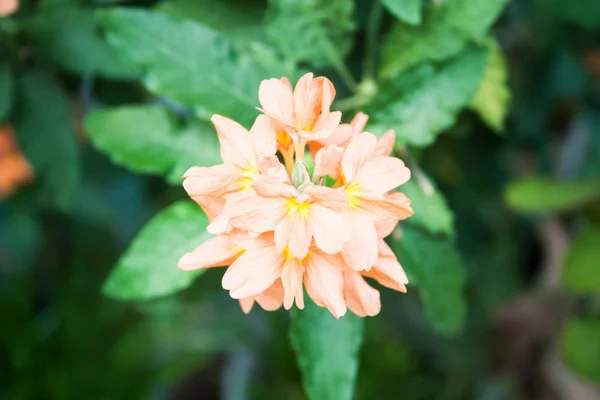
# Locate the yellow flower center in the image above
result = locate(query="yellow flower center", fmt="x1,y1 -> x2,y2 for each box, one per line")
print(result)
282,246 -> 310,263
345,182 -> 363,209
237,165 -> 258,189
285,197 -> 312,219
277,130 -> 293,149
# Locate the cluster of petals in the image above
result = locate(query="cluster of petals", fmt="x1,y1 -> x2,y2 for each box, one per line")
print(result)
179,73 -> 413,318
0,124 -> 34,199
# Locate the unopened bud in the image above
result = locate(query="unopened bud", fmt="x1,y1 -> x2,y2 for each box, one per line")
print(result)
292,161 -> 309,188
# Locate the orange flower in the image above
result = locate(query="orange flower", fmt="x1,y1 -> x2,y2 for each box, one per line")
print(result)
179,73 -> 414,318
0,124 -> 34,199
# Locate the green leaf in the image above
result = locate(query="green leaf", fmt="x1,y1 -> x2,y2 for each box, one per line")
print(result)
99,8 -> 296,127
27,6 -> 136,78
381,0 -> 422,25
536,0 -> 600,29
13,69 -> 80,211
265,0 -> 355,68
85,105 -> 221,184
380,0 -> 508,79
390,225 -> 467,334
156,0 -> 266,45
504,177 -> 600,213
103,200 -> 211,300
0,60 -> 12,122
290,299 -> 364,400
372,47 -> 489,147
469,41 -> 510,132
561,317 -> 600,382
562,226 -> 600,294
400,178 -> 454,236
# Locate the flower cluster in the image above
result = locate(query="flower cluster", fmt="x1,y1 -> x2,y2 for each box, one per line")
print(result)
178,73 -> 413,318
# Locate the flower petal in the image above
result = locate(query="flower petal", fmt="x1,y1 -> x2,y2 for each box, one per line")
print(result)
239,297 -> 255,314
259,77 -> 295,125
250,114 -> 277,157
252,175 -> 298,198
301,185 -> 348,211
356,193 -> 414,221
182,164 -> 240,198
227,191 -> 288,233
304,250 -> 347,318
308,204 -> 348,255
293,73 -> 319,129
257,155 -> 290,183
313,145 -> 344,178
364,244 -> 408,293
341,210 -> 379,271
372,129 -> 396,157
343,271 -> 381,317
281,258 -> 305,310
223,245 -> 283,299
286,214 -> 311,259
342,132 -> 377,183
211,115 -> 256,169
178,235 -> 240,270
255,280 -> 285,311
354,156 -> 411,194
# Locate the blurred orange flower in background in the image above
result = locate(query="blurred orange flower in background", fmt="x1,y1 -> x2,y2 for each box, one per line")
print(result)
0,0 -> 18,16
0,124 -> 34,198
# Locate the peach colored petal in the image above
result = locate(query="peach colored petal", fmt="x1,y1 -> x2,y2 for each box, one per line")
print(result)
372,130 -> 396,157
293,73 -> 318,129
0,0 -> 17,16
374,217 -> 398,239
178,235 -> 240,270
301,185 -> 348,211
356,193 -> 414,221
239,297 -> 255,314
182,164 -> 240,198
249,114 -> 277,157
227,191 -> 288,233
354,156 -> 411,194
308,204 -> 348,255
255,280 -> 285,311
313,145 -> 344,178
319,77 -> 336,112
223,245 -> 283,299
259,78 -> 294,125
281,258 -> 305,310
319,123 -> 353,147
189,195 -> 224,221
350,112 -> 369,134
285,214 -> 311,259
377,239 -> 395,257
252,175 -> 298,198
257,155 -> 290,183
343,271 -> 381,317
274,214 -> 294,254
206,211 -> 231,235
304,250 -> 347,318
342,132 -> 377,183
211,115 -> 256,169
341,210 -> 379,271
312,110 -> 342,137
366,254 -> 408,293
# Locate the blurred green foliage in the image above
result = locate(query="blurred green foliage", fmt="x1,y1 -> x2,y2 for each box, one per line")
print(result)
2,0 -> 600,399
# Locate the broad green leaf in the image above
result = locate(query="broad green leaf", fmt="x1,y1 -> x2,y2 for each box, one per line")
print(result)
85,105 -> 221,184
561,317 -> 600,382
103,200 -> 211,300
390,225 -> 467,334
99,8 -> 296,127
265,0 -> 355,68
504,177 -> 600,213
381,0 -> 422,25
562,226 -> 600,294
380,0 -> 508,79
290,299 -> 364,400
470,42 -> 510,133
536,0 -> 600,29
13,69 -> 80,211
27,6 -> 136,78
156,0 -> 266,45
372,47 -> 489,147
0,60 -> 12,122
400,178 -> 454,237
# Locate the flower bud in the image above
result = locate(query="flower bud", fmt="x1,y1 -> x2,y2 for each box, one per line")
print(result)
292,161 -> 309,188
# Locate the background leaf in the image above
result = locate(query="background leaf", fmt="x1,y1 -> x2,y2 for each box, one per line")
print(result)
562,225 -> 600,294
85,105 -> 221,184
469,41 -> 510,132
504,177 -> 600,213
399,179 -> 454,237
371,47 -> 489,147
561,317 -> 600,382
265,0 -> 355,68
380,0 -> 422,25
27,5 -> 136,78
0,60 -> 12,122
290,299 -> 364,400
390,225 -> 467,334
13,69 -> 80,211
99,8 -> 297,127
536,0 -> 600,29
103,200 -> 211,300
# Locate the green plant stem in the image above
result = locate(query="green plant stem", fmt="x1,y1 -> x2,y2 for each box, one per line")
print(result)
363,0 -> 383,81
320,37 -> 359,92
397,146 -> 435,195
334,95 -> 369,113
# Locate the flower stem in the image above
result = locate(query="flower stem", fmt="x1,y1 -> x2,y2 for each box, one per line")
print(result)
397,146 -> 435,195
363,0 -> 383,82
